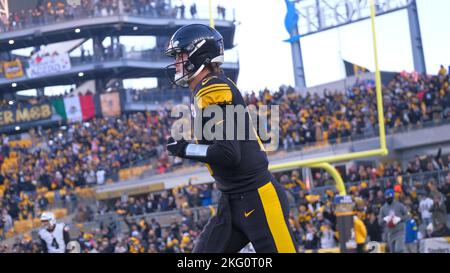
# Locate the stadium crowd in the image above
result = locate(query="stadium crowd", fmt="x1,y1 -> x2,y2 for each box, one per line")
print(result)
19,148 -> 439,253
2,155 -> 449,253
0,66 -> 449,251
256,67 -> 450,150
0,110 -> 174,239
1,208 -> 210,253
0,0 -> 228,32
127,66 -> 450,151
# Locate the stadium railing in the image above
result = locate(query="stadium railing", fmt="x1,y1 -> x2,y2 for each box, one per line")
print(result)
85,169 -> 450,226
300,169 -> 450,197
0,1 -> 236,34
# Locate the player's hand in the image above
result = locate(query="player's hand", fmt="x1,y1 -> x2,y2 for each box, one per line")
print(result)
166,137 -> 189,157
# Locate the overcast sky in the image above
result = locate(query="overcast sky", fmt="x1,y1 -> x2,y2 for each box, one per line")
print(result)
225,0 -> 449,91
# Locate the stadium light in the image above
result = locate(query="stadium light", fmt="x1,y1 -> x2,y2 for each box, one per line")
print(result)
8,39 -> 14,45
133,26 -> 138,31
75,28 -> 81,33
15,126 -> 20,131
11,82 -> 17,87
78,72 -> 84,77
8,100 -> 14,105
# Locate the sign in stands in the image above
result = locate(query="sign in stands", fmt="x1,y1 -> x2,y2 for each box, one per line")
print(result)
420,237 -> 450,253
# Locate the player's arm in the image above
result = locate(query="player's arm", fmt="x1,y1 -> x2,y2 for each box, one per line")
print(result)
167,120 -> 241,167
167,81 -> 241,167
63,225 -> 71,245
39,235 -> 48,253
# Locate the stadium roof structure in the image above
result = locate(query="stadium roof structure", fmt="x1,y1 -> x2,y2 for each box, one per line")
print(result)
0,11 -> 238,94
0,58 -> 239,92
0,16 -> 236,51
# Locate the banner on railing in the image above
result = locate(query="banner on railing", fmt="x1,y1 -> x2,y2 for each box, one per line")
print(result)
100,92 -> 121,117
0,102 -> 53,127
26,52 -> 71,78
3,59 -> 24,79
420,237 -> 450,253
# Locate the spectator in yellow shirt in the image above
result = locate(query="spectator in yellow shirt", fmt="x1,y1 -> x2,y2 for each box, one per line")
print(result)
354,214 -> 367,253
438,65 -> 447,76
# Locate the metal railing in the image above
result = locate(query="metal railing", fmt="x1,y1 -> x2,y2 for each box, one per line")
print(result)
3,169 -> 443,243
85,169 -> 450,231
125,88 -> 189,104
275,117 -> 450,155
97,116 -> 450,184
304,169 -> 450,196
1,48 -> 238,81
0,0 -> 236,34
77,204 -> 216,236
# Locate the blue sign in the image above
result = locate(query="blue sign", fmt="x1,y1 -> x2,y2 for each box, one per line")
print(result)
334,195 -> 353,205
283,0 -> 301,43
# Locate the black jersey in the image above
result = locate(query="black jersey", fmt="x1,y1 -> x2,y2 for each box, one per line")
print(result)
190,73 -> 271,194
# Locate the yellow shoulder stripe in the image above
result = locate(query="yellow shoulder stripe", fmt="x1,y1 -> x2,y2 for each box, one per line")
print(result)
197,83 -> 229,97
226,77 -> 239,90
195,89 -> 233,109
197,87 -> 231,98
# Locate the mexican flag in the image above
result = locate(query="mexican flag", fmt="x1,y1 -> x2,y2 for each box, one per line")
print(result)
52,95 -> 95,122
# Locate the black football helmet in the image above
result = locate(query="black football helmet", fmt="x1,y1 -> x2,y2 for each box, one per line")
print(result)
165,24 -> 224,87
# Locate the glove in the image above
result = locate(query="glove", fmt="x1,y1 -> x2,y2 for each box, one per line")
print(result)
166,137 -> 189,157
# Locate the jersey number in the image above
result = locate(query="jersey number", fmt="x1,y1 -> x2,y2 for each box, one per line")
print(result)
52,238 -> 60,249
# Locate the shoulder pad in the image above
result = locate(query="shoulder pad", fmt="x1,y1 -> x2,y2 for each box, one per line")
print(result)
195,77 -> 233,109
201,75 -> 220,86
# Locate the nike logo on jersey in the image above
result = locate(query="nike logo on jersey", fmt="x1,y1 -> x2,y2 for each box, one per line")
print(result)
244,209 -> 255,218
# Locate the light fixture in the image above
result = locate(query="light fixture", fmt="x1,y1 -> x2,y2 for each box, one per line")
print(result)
75,28 -> 81,33
78,72 -> 84,77
11,83 -> 17,87
8,40 -> 14,45
15,126 -> 20,131
133,26 -> 138,31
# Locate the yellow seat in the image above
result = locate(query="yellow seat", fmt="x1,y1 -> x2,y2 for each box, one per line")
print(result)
119,169 -> 132,180
32,218 -> 41,228
59,188 -> 66,196
9,140 -> 32,148
37,187 -> 49,195
52,208 -> 67,219
44,191 -> 55,204
80,188 -> 94,198
13,220 -> 33,234
5,229 -> 14,239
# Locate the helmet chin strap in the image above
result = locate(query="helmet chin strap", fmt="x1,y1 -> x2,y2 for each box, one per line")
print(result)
187,64 -> 206,81
175,64 -> 206,87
